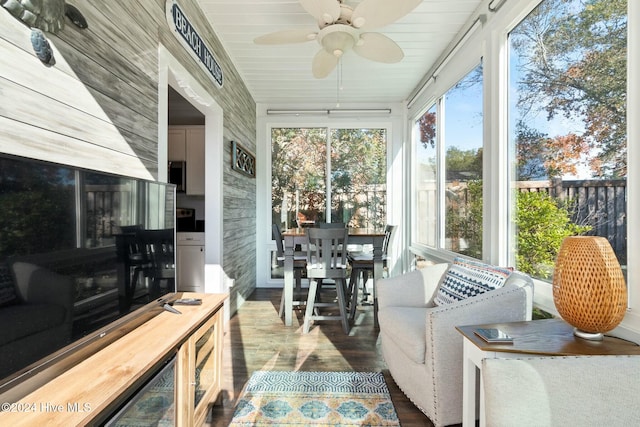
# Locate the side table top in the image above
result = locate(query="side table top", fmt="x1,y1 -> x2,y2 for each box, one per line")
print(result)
456,318 -> 640,356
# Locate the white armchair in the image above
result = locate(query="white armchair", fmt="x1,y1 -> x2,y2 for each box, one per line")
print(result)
377,263 -> 533,427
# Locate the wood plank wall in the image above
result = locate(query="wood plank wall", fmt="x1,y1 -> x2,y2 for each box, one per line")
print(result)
0,0 -> 257,313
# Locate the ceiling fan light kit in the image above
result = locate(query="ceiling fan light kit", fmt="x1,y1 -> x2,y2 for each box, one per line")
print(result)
318,24 -> 358,57
254,0 -> 422,78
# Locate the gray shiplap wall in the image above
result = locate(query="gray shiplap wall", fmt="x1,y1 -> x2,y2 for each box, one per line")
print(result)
0,0 -> 256,313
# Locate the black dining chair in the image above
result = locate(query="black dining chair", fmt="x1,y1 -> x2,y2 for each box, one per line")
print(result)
135,228 -> 176,299
347,224 -> 396,321
303,227 -> 350,334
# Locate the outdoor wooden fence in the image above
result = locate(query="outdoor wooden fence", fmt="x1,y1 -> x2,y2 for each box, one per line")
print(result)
517,179 -> 627,264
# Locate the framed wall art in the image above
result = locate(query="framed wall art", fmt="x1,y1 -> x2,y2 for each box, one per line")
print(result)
231,141 -> 255,178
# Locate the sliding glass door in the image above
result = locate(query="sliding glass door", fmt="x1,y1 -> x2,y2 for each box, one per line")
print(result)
271,127 -> 387,230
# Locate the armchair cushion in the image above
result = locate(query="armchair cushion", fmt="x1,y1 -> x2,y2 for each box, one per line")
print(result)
433,257 -> 513,306
378,307 -> 428,364
11,262 -> 74,308
377,264 -> 449,309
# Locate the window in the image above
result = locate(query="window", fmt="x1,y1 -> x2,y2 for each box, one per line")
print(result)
331,128 -> 387,229
270,126 -> 387,279
412,64 -> 484,259
443,65 -> 484,258
271,127 -> 387,230
509,0 -> 627,280
271,128 -> 327,229
414,105 -> 437,247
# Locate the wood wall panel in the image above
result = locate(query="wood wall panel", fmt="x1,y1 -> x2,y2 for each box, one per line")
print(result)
0,77 -> 156,160
0,0 -> 258,314
0,117 -> 156,177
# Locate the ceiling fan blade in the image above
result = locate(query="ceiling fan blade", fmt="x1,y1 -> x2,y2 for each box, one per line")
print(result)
254,29 -> 318,44
312,49 -> 339,78
299,0 -> 341,25
353,32 -> 404,63
351,0 -> 422,30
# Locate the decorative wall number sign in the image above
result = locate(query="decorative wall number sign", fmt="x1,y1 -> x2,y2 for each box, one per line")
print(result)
232,141 -> 255,178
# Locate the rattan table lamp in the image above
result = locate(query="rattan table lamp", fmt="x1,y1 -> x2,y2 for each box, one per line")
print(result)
552,236 -> 627,340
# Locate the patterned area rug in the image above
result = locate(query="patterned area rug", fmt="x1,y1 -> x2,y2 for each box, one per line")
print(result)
229,371 -> 400,426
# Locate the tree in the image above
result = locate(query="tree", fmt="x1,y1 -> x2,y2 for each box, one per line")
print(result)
418,110 -> 436,149
516,120 -> 590,179
444,147 -> 483,257
446,147 -> 482,180
515,190 -> 591,279
271,128 -> 327,226
0,159 -> 75,257
271,127 -> 387,228
510,0 -> 627,178
331,128 -> 387,228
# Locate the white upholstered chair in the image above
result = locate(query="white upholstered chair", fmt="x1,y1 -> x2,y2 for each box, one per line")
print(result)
377,261 -> 533,427
482,355 -> 640,427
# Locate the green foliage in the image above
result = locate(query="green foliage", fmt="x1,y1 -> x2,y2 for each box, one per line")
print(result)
461,180 -> 483,258
441,178 -> 592,274
532,306 -> 555,320
443,145 -> 484,258
446,147 -> 483,179
0,189 -> 75,257
515,191 -> 591,279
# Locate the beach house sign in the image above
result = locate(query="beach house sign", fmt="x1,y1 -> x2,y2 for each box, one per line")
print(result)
166,0 -> 223,88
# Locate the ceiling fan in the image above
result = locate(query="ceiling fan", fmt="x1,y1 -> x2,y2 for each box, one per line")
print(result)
254,0 -> 423,78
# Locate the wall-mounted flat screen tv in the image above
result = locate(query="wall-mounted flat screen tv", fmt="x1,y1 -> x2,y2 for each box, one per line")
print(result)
0,154 -> 177,400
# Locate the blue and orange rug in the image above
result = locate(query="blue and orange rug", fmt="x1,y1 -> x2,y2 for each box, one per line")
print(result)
229,371 -> 400,426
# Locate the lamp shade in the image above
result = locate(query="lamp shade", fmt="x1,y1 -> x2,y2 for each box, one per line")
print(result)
552,236 -> 627,340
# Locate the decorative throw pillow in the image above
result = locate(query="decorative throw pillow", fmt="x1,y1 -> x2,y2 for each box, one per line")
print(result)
0,263 -> 18,306
433,257 -> 512,306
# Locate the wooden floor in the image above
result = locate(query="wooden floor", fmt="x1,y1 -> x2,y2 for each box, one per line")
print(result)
206,288 -> 435,426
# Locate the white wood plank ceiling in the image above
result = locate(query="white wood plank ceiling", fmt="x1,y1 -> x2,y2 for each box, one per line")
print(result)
196,0 -> 484,105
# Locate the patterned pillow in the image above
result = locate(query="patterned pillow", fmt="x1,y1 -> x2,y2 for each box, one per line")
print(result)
433,257 -> 512,306
0,263 -> 18,306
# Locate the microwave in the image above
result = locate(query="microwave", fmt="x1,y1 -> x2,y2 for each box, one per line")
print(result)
168,161 -> 186,192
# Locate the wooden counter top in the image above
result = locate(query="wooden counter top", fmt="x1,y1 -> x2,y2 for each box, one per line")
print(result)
0,292 -> 227,426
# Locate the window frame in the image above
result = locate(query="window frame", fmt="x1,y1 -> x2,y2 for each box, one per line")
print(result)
256,111 -> 403,289
407,0 -> 640,340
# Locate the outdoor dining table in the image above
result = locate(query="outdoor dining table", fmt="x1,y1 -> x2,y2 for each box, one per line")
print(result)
281,227 -> 387,328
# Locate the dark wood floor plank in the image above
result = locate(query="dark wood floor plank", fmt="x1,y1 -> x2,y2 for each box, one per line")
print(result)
206,288 -> 434,426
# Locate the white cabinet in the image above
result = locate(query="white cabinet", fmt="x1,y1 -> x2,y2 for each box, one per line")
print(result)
168,126 -> 205,195
168,128 -> 187,161
177,232 -> 205,292
185,127 -> 205,195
